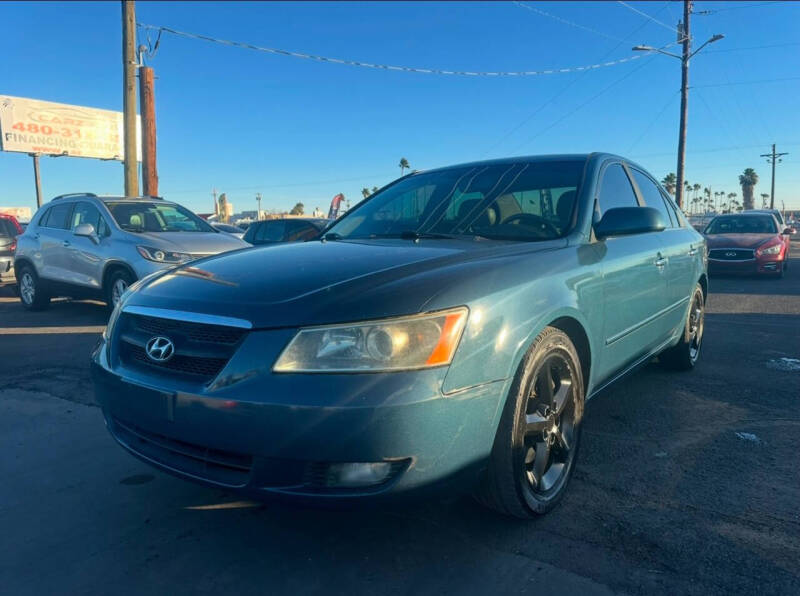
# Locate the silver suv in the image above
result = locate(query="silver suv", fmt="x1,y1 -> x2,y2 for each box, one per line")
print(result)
15,193 -> 248,310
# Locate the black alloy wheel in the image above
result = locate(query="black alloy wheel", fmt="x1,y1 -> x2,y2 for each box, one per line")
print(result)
478,327 -> 584,518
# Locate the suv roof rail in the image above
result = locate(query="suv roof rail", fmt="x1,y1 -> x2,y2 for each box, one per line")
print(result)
52,192 -> 98,201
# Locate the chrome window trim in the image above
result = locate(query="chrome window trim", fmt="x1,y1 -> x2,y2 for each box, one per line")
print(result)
122,305 -> 253,329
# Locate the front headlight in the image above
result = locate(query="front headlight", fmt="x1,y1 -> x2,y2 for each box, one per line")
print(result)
757,243 -> 782,256
273,308 -> 468,373
137,245 -> 193,264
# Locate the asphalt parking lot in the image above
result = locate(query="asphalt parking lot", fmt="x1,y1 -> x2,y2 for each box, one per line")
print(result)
1,246 -> 799,596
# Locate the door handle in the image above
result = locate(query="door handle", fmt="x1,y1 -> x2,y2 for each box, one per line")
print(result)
62,240 -> 71,247
688,247 -> 698,256
655,255 -> 667,268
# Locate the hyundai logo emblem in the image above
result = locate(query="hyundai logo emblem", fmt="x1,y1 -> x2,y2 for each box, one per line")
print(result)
725,251 -> 738,257
145,336 -> 175,362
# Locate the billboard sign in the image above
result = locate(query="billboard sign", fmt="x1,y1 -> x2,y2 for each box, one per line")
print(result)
0,95 -> 140,161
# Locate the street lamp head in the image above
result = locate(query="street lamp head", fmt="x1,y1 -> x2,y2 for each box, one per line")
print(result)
709,34 -> 724,43
632,45 -> 654,52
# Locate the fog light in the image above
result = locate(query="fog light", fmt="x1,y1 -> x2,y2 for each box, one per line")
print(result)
327,462 -> 393,487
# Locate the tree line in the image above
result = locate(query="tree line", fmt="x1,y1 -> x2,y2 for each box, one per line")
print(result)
660,168 -> 761,215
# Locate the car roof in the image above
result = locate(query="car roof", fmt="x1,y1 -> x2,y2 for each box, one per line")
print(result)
419,153 -> 596,175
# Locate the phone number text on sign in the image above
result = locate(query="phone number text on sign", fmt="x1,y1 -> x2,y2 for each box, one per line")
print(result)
0,95 -> 139,161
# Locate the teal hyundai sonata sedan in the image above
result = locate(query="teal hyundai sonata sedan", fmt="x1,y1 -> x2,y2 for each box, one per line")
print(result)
92,154 -> 707,518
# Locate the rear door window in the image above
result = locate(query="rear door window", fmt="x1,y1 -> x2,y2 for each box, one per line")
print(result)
630,169 -> 674,228
285,221 -> 320,242
596,164 -> 639,218
255,221 -> 285,243
41,202 -> 73,229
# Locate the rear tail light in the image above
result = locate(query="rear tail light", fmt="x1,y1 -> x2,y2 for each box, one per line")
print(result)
9,240 -> 16,253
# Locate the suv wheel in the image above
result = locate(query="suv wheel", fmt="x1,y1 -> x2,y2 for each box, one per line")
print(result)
18,265 -> 51,311
661,283 -> 704,370
478,327 -> 584,518
105,269 -> 134,309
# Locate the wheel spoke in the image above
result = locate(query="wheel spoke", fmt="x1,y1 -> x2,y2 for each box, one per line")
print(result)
538,364 -> 554,405
552,378 -> 572,415
531,441 -> 550,489
524,412 -> 548,435
554,425 -> 571,452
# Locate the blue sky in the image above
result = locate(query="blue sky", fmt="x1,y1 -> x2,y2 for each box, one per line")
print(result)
2,1 -> 799,217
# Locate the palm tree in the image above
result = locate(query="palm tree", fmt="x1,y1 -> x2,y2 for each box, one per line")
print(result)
738,168 -> 759,210
720,202 -> 728,214
399,158 -> 410,176
693,183 -> 702,204
371,186 -> 379,194
760,193 -> 769,208
661,173 -> 677,196
361,187 -> 370,199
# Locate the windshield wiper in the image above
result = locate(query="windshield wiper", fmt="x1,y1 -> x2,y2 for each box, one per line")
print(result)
398,230 -> 457,240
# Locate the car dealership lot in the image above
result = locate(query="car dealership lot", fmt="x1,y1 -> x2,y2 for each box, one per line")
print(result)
1,247 -> 799,596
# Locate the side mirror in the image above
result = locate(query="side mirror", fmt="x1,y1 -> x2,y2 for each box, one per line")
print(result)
594,207 -> 666,239
74,223 -> 99,243
783,227 -> 796,235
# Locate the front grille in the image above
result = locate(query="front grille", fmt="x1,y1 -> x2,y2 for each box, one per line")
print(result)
113,418 -> 252,486
126,344 -> 229,378
708,248 -> 755,261
116,313 -> 247,383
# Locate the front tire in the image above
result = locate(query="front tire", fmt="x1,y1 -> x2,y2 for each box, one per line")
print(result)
661,283 -> 704,370
104,269 -> 134,310
18,265 -> 51,311
478,327 -> 584,518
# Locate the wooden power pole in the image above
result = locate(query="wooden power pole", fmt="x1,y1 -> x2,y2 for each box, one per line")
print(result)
760,144 -> 789,210
122,0 -> 139,197
139,64 -> 158,196
30,153 -> 43,208
675,0 -> 691,210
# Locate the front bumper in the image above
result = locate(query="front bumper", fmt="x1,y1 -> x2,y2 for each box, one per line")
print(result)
91,335 -> 506,502
708,257 -> 783,275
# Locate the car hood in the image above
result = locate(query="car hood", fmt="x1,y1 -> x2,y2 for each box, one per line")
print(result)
133,231 -> 249,254
705,233 -> 777,249
126,238 -> 565,328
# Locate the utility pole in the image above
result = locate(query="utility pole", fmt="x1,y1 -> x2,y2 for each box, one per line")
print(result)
760,144 -> 789,209
138,53 -> 158,196
213,187 -> 218,216
633,1 -> 723,211
256,193 -> 262,220
675,0 -> 691,210
122,0 -> 138,196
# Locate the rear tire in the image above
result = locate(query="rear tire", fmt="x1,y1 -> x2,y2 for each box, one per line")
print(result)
477,327 -> 584,518
18,265 -> 51,311
661,283 -> 704,371
104,268 -> 134,310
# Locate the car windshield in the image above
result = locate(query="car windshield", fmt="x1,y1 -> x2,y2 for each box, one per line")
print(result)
705,215 -> 777,235
106,202 -> 214,233
326,160 -> 585,242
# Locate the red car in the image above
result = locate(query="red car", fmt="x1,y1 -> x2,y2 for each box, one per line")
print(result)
0,213 -> 24,282
704,212 -> 792,277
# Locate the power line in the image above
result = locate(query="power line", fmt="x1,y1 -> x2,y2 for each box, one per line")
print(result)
626,90 -> 680,153
137,22 -> 659,77
512,2 -> 629,44
616,1 -> 682,36
509,55 -> 658,154
705,41 -> 800,53
694,76 -> 800,88
481,2 -> 675,157
694,1 -> 782,14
